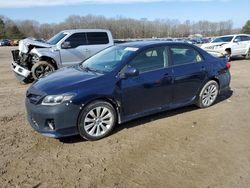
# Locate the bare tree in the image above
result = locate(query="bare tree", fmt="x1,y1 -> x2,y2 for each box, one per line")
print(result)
2,15 -> 238,40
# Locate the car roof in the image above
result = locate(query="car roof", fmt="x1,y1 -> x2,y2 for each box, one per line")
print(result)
216,34 -> 250,38
117,40 -> 193,48
61,29 -> 111,34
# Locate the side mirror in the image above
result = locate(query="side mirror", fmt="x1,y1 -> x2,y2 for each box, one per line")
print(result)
120,67 -> 139,79
234,38 -> 240,43
61,41 -> 71,49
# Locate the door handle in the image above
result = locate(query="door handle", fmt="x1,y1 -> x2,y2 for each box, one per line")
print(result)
200,66 -> 206,71
164,73 -> 170,77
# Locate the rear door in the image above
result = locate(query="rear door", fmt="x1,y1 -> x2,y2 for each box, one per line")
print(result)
120,46 -> 173,117
170,45 -> 207,104
85,32 -> 111,59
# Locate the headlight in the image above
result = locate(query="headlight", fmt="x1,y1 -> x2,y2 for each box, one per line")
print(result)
41,94 -> 75,106
213,45 -> 223,50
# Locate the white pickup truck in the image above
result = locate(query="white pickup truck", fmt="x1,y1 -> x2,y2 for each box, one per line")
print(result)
201,34 -> 250,59
11,29 -> 114,83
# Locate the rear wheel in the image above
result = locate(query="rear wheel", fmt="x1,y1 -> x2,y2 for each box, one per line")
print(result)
78,100 -> 117,141
197,80 -> 219,108
31,61 -> 55,80
245,48 -> 250,59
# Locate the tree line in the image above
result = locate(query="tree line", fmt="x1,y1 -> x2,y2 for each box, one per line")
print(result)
0,15 -> 249,40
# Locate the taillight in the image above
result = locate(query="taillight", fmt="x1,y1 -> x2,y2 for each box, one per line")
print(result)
226,63 -> 231,69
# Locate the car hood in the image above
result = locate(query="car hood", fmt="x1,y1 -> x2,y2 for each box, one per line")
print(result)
19,38 -> 53,53
32,66 -> 102,94
201,42 -> 228,49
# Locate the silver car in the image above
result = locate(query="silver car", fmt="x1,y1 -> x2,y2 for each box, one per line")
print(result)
11,29 -> 114,83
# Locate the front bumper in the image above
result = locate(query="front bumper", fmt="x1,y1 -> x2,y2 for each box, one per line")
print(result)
25,98 -> 81,138
11,61 -> 31,81
205,49 -> 226,58
11,49 -> 33,83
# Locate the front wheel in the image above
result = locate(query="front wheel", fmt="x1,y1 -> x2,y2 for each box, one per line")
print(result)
197,80 -> 219,108
78,100 -> 117,141
245,48 -> 250,59
31,61 -> 55,80
225,49 -> 231,61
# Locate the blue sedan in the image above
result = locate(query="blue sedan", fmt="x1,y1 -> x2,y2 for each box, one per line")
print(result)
25,41 -> 231,140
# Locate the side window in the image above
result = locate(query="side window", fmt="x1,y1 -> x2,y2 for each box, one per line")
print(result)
234,36 -> 241,42
241,36 -> 250,41
129,47 -> 168,73
246,36 -> 250,41
65,33 -> 87,48
87,32 -> 109,45
170,46 -> 203,66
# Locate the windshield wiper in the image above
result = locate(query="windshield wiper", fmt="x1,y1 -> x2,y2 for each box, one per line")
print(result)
81,66 -> 99,74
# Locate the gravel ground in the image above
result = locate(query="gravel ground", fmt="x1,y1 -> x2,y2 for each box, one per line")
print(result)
0,46 -> 250,188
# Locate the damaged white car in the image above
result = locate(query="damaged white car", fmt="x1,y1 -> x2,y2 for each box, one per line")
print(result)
11,29 -> 114,83
201,34 -> 250,60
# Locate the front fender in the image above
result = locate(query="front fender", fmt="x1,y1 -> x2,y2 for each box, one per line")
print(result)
30,48 -> 61,67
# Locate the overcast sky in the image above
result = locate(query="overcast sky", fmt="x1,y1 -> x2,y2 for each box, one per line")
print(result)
0,0 -> 249,28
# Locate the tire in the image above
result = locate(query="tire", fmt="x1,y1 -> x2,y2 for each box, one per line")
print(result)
78,100 -> 117,141
31,61 -> 55,80
197,80 -> 219,108
225,49 -> 231,61
245,48 -> 250,59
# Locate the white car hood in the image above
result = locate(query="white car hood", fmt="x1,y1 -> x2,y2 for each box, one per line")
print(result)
19,38 -> 53,53
201,42 -> 228,49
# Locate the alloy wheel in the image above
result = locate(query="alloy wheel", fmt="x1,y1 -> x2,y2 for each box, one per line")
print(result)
201,83 -> 218,107
35,65 -> 54,78
83,106 -> 114,137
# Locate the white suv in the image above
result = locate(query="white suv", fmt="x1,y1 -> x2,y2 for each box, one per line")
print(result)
201,34 -> 250,59
11,29 -> 114,83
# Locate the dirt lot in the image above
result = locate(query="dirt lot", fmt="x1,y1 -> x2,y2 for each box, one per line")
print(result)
0,46 -> 250,188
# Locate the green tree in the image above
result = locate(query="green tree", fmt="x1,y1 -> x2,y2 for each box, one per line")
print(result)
0,18 -> 5,38
242,20 -> 250,34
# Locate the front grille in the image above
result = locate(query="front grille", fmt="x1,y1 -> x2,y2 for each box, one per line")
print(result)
11,50 -> 20,62
205,46 -> 214,49
26,87 -> 46,105
26,91 -> 43,104
29,94 -> 42,104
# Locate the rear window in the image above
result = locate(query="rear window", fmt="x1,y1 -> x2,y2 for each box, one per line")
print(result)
170,46 -> 203,66
87,32 -> 109,45
241,35 -> 250,41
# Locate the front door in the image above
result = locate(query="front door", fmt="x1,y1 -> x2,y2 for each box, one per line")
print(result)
60,32 -> 88,66
231,36 -> 248,55
120,46 -> 173,117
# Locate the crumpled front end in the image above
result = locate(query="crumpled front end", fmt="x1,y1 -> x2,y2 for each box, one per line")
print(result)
201,42 -> 229,56
11,38 -> 53,83
11,49 -> 33,83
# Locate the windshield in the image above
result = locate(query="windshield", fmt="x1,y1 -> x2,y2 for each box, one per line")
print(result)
81,46 -> 136,74
47,32 -> 67,45
212,36 -> 233,43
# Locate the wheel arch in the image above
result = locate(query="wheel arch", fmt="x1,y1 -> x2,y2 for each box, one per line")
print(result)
210,77 -> 220,88
196,77 -> 220,101
225,48 -> 231,54
196,78 -> 220,108
39,56 -> 58,69
77,97 -> 122,126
